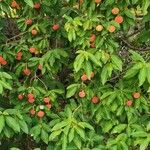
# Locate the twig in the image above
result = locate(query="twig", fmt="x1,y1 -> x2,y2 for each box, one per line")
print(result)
72,103 -> 82,116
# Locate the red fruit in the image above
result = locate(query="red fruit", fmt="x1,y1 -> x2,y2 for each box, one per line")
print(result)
132,92 -> 141,99
126,100 -> 133,107
43,97 -> 50,103
29,47 -> 36,53
115,16 -> 123,24
11,0 -> 18,8
38,64 -> 42,70
52,24 -> 60,31
46,103 -> 52,109
31,29 -> 38,35
37,111 -> 45,118
91,96 -> 99,104
30,109 -> 36,115
28,98 -> 35,103
79,90 -> 86,98
27,93 -> 34,99
90,34 -> 96,43
95,0 -> 102,4
90,42 -> 95,48
17,51 -> 23,57
108,25 -> 116,33
81,74 -> 88,81
112,7 -> 120,15
16,56 -> 22,60
0,56 -> 4,63
23,68 -> 31,76
33,3 -> 41,9
18,94 -> 24,100
1,60 -> 7,65
25,19 -> 33,25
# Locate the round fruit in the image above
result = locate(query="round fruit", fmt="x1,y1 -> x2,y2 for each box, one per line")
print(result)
31,29 -> 38,35
79,90 -> 86,98
0,56 -> 4,63
95,0 -> 102,4
52,24 -> 60,31
29,47 -> 36,53
112,7 -> 120,15
46,104 -> 52,109
18,94 -> 24,100
133,92 -> 141,99
23,68 -> 31,76
30,109 -> 36,115
37,111 -> 45,118
11,0 -> 18,8
38,64 -> 42,70
17,52 -> 23,57
27,93 -> 34,99
96,25 -> 103,32
91,96 -> 99,104
25,19 -> 33,25
90,34 -> 96,43
126,100 -> 133,106
90,42 -> 95,48
43,97 -> 50,103
90,72 -> 95,78
115,16 -> 123,24
33,3 -> 41,9
28,98 -> 35,103
1,60 -> 7,65
81,74 -> 88,81
108,25 -> 116,33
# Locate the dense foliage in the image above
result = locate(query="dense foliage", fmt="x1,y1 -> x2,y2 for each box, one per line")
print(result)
0,0 -> 150,149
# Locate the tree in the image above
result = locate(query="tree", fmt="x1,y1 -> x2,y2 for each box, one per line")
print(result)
0,0 -> 150,149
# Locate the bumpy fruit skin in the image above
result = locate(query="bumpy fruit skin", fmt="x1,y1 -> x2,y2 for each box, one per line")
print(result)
29,47 -> 36,53
37,111 -> 45,118
18,94 -> 24,100
95,0 -> 102,4
91,96 -> 99,104
23,68 -> 31,76
52,24 -> 60,31
33,3 -> 41,9
16,52 -> 23,60
28,93 -> 34,99
115,16 -> 123,24
0,56 -> 7,65
11,1 -> 19,9
108,25 -> 116,33
25,19 -> 33,25
31,29 -> 38,35
90,34 -> 96,43
28,98 -> 35,103
96,25 -> 103,32
30,109 -> 36,115
79,90 -> 86,98
81,74 -> 88,81
126,100 -> 133,106
43,97 -> 50,103
112,7 -> 120,15
133,92 -> 141,99
38,64 -> 42,70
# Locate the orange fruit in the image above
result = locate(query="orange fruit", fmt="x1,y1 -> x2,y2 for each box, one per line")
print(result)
126,100 -> 133,106
112,7 -> 120,15
95,0 -> 102,4
31,29 -> 38,35
1,60 -> 7,65
52,24 -> 60,31
33,3 -> 41,9
108,25 -> 116,33
132,92 -> 141,99
28,98 -> 35,103
81,74 -> 88,81
90,34 -> 96,43
30,109 -> 36,115
43,97 -> 50,103
18,94 -> 24,100
38,64 -> 42,70
37,111 -> 45,118
23,68 -> 31,76
29,47 -> 36,53
79,90 -> 86,98
115,16 -> 123,24
25,19 -> 33,25
46,104 -> 52,109
91,96 -> 99,104
96,25 -> 103,32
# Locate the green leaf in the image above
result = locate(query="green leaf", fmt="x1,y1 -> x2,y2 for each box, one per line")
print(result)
75,126 -> 85,139
130,50 -> 145,62
138,67 -> 147,86
140,140 -> 149,150
0,80 -> 12,90
101,66 -> 109,85
85,61 -> 92,79
74,54 -> 84,72
0,84 -> 3,94
78,122 -> 94,130
24,0 -> 34,8
111,124 -> 127,134
1,72 -> 12,79
51,121 -> 68,131
41,129 -> 49,144
66,84 -> 79,98
73,136 -> 81,149
49,130 -> 62,140
19,120 -> 28,134
68,128 -> 75,143
146,122 -> 150,131
132,131 -> 148,137
142,0 -> 150,15
0,115 -> 5,133
5,116 -> 20,132
111,55 -> 122,71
